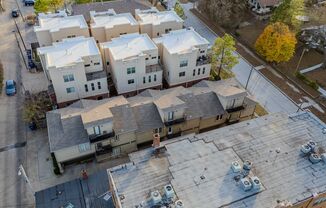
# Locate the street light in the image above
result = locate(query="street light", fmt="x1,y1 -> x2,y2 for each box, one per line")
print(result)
18,164 -> 35,196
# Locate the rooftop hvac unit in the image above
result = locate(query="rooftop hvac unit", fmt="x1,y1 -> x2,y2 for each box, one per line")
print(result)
307,141 -> 317,152
309,153 -> 322,164
150,190 -> 162,205
175,200 -> 184,208
321,153 -> 326,163
231,161 -> 242,173
301,144 -> 311,154
164,184 -> 175,200
243,160 -> 252,171
240,177 -> 252,191
250,176 -> 261,190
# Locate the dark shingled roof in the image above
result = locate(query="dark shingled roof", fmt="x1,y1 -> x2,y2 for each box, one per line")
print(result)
72,0 -> 151,22
35,170 -> 114,208
110,104 -> 138,134
131,103 -> 164,133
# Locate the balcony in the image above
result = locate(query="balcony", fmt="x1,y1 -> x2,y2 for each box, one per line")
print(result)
164,117 -> 185,126
86,71 -> 107,81
146,63 -> 163,74
196,55 -> 209,66
95,143 -> 113,156
226,105 -> 245,113
89,131 -> 115,143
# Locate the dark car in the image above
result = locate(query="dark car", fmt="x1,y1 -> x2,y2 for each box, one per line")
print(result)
11,9 -> 19,18
24,0 -> 34,6
5,80 -> 17,96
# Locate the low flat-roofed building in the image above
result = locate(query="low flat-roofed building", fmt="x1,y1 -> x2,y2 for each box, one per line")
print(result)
46,78 -> 255,172
135,7 -> 183,38
108,111 -> 326,208
90,10 -> 139,43
38,37 -> 108,107
101,33 -> 163,96
34,12 -> 89,47
154,27 -> 211,88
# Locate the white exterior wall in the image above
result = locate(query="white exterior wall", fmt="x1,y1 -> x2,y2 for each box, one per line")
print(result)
91,24 -> 139,43
36,27 -> 90,47
161,47 -> 210,86
48,60 -> 108,104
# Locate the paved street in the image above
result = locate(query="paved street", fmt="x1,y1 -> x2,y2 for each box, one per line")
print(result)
0,0 -> 44,207
181,3 -> 300,114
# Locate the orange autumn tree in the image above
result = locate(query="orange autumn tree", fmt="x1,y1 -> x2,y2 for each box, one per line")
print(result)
255,22 -> 297,63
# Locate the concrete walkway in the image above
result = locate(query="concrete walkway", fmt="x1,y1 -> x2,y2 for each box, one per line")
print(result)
181,3 -> 299,114
300,63 -> 323,74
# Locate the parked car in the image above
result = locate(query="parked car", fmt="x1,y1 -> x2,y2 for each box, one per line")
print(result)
5,80 -> 17,96
24,0 -> 34,6
11,9 -> 19,18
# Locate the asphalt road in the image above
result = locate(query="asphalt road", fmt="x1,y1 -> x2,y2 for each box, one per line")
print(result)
0,0 -> 34,207
181,3 -> 300,114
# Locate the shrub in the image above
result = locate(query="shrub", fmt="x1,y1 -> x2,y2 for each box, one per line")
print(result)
295,72 -> 319,90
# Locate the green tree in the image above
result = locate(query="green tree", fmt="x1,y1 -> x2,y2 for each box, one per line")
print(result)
34,0 -> 64,13
270,0 -> 305,31
174,1 -> 185,19
211,34 -> 239,78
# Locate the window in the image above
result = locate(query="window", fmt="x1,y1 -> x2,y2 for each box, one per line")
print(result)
93,126 -> 101,135
179,72 -> 185,77
200,50 -> 205,54
198,68 -> 201,75
180,60 -> 188,67
154,74 -> 157,82
66,87 -> 75,94
107,61 -> 110,65
148,75 -> 151,83
127,67 -> 136,74
143,77 -> 146,84
168,111 -> 174,121
63,74 -> 74,82
165,29 -> 169,33
158,56 -> 160,60
193,69 -> 196,76
67,35 -> 76,38
216,115 -> 223,120
94,62 -> 100,66
152,56 -> 156,59
128,79 -> 134,84
115,134 -> 119,141
84,64 -> 90,67
97,82 -> 101,90
154,127 -> 162,133
91,83 -> 95,91
157,32 -> 160,36
145,57 -> 149,60
78,143 -> 91,153
84,84 -> 88,92
203,67 -> 205,74
168,127 -> 173,135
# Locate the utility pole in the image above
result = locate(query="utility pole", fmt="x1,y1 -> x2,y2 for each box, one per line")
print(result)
18,164 -> 35,196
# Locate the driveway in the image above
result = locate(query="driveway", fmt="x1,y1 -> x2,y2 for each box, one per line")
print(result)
181,3 -> 300,114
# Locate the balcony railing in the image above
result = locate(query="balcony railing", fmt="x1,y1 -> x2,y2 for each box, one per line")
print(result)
164,117 -> 185,126
226,105 -> 245,113
86,71 -> 107,81
95,144 -> 113,156
89,131 -> 115,143
196,55 -> 209,66
146,63 -> 163,74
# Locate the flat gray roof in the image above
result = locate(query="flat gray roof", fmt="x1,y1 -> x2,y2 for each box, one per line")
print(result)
109,112 -> 326,208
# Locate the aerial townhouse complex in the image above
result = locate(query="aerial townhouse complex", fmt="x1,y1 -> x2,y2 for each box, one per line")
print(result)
89,9 -> 139,43
33,9 -> 211,106
154,28 -> 212,87
34,12 -> 89,47
100,33 -> 163,96
37,37 -> 109,107
46,78 -> 256,172
135,7 -> 184,38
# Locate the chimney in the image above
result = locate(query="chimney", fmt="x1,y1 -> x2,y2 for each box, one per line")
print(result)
152,133 -> 161,149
